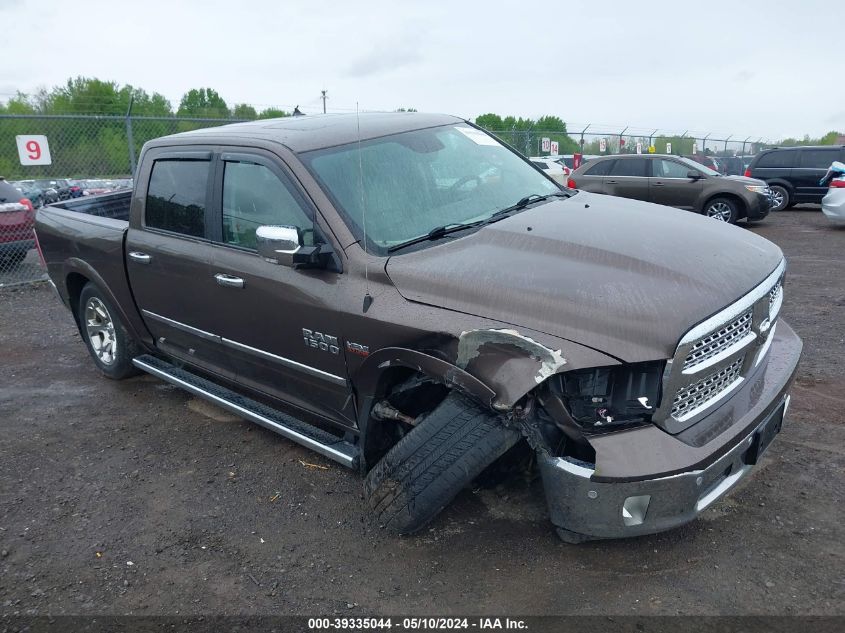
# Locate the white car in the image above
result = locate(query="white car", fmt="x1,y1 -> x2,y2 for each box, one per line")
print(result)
821,178 -> 845,225
528,157 -> 568,185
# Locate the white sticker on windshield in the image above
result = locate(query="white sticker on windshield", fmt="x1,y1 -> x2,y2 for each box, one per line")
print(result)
455,126 -> 501,146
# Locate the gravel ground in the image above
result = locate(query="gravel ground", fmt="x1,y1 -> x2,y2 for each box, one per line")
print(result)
0,208 -> 843,616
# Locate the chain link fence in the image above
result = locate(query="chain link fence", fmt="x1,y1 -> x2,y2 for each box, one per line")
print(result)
0,114 -> 247,287
481,127 -> 767,172
0,113 -> 769,287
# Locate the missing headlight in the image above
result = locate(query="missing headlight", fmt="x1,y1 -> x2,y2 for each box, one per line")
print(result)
551,361 -> 664,433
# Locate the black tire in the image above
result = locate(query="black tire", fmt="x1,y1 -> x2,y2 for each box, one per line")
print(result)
769,185 -> 790,212
78,282 -> 141,380
703,197 -> 739,224
365,391 -> 521,534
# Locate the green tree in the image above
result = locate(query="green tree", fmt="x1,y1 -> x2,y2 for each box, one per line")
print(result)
129,88 -> 172,116
177,88 -> 230,118
232,103 -> 258,119
257,107 -> 291,119
652,135 -> 694,155
0,92 -> 36,114
476,113 -> 578,155
475,113 -> 504,130
774,130 -> 843,147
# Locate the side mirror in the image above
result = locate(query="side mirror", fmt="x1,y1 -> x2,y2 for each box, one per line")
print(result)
256,225 -> 301,266
687,170 -> 703,180
256,225 -> 334,269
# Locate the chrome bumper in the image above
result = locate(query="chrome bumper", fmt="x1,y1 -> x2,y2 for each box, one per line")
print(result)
539,321 -> 801,542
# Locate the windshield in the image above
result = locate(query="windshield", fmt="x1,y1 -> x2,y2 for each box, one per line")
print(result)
676,156 -> 720,176
302,124 -> 561,254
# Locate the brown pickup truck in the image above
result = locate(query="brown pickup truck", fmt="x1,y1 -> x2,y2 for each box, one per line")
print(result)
35,113 -> 802,542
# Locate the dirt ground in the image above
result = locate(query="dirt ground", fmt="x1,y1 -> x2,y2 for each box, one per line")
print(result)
1,208 -> 843,617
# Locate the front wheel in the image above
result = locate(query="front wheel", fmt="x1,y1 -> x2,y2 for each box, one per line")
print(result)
78,283 -> 141,379
703,197 -> 739,224
769,185 -> 790,212
365,391 -> 521,534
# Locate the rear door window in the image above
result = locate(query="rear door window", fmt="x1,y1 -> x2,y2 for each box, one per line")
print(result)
145,160 -> 210,238
608,158 -> 648,177
656,159 -> 692,178
798,149 -> 839,169
756,151 -> 794,168
584,160 -> 614,176
531,160 -> 550,171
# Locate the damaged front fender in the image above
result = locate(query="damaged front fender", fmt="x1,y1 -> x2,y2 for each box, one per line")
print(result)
353,327 -> 618,415
456,328 -> 569,410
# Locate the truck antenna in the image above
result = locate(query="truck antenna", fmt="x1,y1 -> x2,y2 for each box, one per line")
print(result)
356,102 -> 373,313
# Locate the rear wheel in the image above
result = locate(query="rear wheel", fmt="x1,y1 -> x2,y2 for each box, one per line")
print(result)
78,283 -> 141,379
769,185 -> 790,211
703,197 -> 739,223
365,391 -> 521,534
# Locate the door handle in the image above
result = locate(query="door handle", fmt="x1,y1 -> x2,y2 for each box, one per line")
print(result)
214,273 -> 245,289
128,251 -> 151,264
653,182 -> 665,186
606,180 -> 618,184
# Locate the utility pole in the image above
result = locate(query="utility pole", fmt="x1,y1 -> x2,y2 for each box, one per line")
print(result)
125,94 -> 136,177
320,90 -> 328,114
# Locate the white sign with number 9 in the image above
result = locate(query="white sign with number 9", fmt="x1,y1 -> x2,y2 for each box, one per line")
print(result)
16,135 -> 52,166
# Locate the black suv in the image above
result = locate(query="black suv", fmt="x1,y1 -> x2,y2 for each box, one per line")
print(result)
746,145 -> 845,211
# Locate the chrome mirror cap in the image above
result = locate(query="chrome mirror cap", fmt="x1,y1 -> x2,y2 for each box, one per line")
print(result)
256,225 -> 301,265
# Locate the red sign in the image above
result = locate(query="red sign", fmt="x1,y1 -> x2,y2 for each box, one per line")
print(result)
573,153 -> 582,169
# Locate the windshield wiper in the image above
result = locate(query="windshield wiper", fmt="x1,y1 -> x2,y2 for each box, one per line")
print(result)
386,192 -> 570,254
489,191 -> 570,221
387,221 -> 484,253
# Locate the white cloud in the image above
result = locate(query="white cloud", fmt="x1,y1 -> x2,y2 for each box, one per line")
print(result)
0,0 -> 840,138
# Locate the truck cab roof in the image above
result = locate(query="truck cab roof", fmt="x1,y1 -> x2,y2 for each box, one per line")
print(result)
158,112 -> 464,154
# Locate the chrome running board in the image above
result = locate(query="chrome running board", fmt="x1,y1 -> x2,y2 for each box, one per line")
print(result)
132,354 -> 358,468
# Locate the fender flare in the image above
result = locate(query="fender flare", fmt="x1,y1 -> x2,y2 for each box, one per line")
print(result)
698,191 -> 747,217
353,347 -> 496,409
761,178 -> 795,194
61,257 -> 152,347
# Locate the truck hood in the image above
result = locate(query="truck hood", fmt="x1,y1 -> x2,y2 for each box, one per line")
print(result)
385,192 -> 784,362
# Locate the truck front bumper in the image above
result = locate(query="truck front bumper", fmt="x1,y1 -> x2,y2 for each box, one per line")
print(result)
538,319 -> 802,541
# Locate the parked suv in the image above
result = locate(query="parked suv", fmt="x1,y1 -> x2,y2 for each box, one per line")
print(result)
745,145 -> 845,211
568,154 -> 771,223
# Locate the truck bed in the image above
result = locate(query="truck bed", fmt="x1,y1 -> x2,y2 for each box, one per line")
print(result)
51,190 -> 132,221
34,190 -> 147,346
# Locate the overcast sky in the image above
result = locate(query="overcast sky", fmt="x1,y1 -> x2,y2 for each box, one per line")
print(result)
1,0 -> 839,141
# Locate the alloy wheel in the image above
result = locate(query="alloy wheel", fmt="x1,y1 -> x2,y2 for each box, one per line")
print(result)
84,297 -> 117,365
706,202 -> 733,222
770,187 -> 786,211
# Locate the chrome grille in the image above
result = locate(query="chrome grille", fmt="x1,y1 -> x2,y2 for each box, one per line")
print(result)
672,356 -> 745,420
683,310 -> 752,370
652,260 -> 786,433
769,280 -> 782,316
